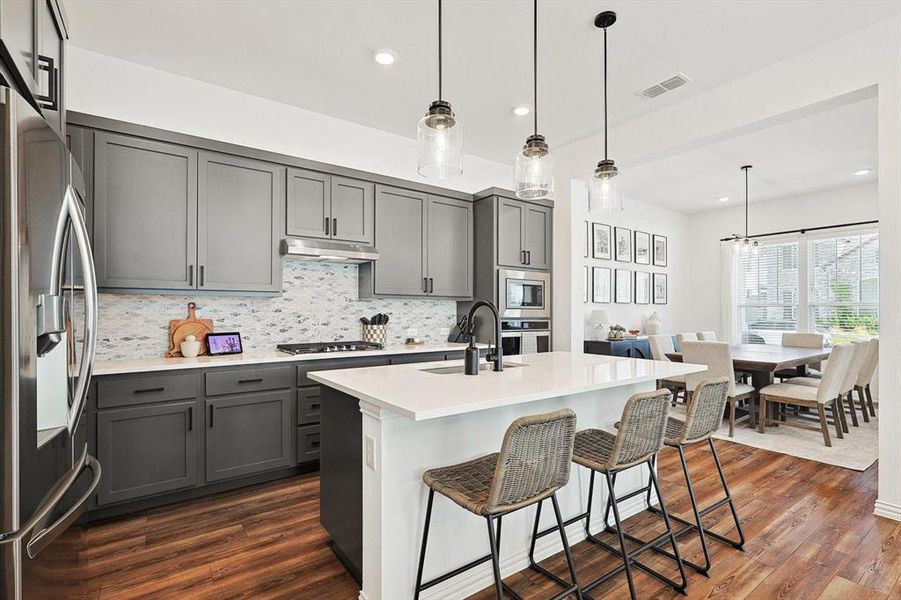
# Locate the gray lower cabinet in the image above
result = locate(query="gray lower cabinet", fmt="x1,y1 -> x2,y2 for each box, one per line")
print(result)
205,391 -> 293,482
286,168 -> 374,244
427,195 -> 473,298
368,185 -> 428,296
93,132 -> 198,290
496,197 -> 551,270
197,152 -> 283,293
96,401 -> 198,505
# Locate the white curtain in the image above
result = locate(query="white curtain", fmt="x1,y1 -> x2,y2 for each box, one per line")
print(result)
720,242 -> 741,344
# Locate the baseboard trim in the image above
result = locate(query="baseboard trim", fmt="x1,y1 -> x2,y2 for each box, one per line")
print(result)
874,499 -> 901,522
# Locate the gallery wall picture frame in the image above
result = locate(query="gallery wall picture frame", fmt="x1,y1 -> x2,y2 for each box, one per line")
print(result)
592,223 -> 612,260
583,266 -> 589,302
584,222 -> 590,258
592,266 -> 612,303
653,234 -> 668,267
653,272 -> 668,304
634,271 -> 650,304
615,227 -> 632,262
615,268 -> 632,304
634,231 -> 651,265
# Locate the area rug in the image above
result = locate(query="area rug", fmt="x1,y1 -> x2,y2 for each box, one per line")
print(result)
670,403 -> 879,471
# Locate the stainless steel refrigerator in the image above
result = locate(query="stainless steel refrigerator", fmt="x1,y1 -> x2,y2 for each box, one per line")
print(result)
0,87 -> 100,598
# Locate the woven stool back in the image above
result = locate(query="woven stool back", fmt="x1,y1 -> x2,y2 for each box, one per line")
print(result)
679,377 -> 730,444
607,389 -> 671,471
486,409 -> 577,514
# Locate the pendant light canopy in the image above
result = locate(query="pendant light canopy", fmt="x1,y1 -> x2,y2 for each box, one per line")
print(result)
588,11 -> 623,214
514,0 -> 554,200
730,165 -> 759,254
417,0 -> 463,179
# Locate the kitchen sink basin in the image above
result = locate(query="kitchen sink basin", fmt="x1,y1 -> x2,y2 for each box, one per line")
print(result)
420,362 -> 524,375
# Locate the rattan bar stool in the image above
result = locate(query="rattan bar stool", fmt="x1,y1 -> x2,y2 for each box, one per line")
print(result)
611,378 -> 745,577
414,409 -> 583,600
528,389 -> 687,600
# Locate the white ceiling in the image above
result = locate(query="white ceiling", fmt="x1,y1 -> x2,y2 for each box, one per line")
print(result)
63,0 -> 899,164
621,96 -> 878,214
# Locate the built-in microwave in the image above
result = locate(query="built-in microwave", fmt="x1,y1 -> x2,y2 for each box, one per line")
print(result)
498,268 -> 550,319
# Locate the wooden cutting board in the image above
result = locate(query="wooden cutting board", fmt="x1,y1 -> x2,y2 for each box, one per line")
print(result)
165,302 -> 213,357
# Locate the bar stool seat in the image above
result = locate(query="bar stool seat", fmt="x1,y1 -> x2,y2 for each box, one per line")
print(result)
571,429 -> 617,470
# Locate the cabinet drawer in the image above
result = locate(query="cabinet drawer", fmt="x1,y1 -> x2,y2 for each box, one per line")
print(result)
97,373 -> 198,409
297,386 -> 321,425
297,357 -> 390,387
205,365 -> 293,397
298,424 -> 321,463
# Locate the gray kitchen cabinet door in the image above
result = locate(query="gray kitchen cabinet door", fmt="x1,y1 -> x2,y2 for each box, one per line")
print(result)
427,195 -> 472,298
372,185 -> 427,296
0,0 -> 38,99
36,0 -> 65,135
96,401 -> 198,505
286,168 -> 330,239
197,152 -> 283,293
497,198 -> 527,268
93,132 -> 198,290
205,391 -> 293,482
330,176 -> 374,244
524,204 -> 552,270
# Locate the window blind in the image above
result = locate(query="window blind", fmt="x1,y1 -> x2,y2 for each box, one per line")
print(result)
736,240 -> 799,344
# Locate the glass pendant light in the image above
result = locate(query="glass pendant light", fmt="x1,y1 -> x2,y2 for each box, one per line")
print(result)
417,0 -> 463,179
588,11 -> 623,214
514,0 -> 554,199
731,165 -> 759,254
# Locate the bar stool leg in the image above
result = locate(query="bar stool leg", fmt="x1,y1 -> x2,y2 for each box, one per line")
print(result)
551,493 -> 585,600
486,516 -> 504,600
677,444 -> 711,575
709,439 -> 745,549
647,466 -> 688,593
604,471 -> 638,600
414,489 -> 435,600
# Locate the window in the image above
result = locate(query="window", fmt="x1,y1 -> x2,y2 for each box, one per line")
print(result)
808,233 -> 879,343
734,229 -> 879,345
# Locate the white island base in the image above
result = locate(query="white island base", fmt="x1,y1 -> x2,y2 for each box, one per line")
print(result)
310,352 -> 704,600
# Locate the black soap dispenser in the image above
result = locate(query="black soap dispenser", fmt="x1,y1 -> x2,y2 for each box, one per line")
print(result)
464,335 -> 480,375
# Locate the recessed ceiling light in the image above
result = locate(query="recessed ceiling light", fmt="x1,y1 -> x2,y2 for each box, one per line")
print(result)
373,50 -> 397,66
512,105 -> 531,117
717,196 -> 730,203
853,168 -> 872,176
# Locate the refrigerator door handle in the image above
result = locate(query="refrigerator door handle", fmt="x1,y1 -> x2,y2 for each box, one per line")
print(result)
26,448 -> 101,559
65,185 -> 98,434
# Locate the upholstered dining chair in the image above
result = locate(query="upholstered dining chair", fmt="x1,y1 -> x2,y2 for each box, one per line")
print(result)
786,340 -> 871,427
649,334 -> 686,405
681,341 -> 756,437
676,332 -> 698,346
776,332 -> 825,380
757,343 -> 856,446
697,331 -> 717,341
855,338 -> 878,418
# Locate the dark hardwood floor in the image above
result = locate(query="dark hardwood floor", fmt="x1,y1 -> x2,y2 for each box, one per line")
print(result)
38,442 -> 899,599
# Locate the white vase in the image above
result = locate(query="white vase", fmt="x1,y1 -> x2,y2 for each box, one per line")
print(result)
646,312 -> 662,335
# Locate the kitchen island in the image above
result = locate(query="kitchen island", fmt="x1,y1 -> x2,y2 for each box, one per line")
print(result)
309,351 -> 704,600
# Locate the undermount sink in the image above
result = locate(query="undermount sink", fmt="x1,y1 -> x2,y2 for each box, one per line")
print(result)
420,362 -> 524,375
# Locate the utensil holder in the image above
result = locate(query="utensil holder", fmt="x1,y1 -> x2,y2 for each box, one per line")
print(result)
362,324 -> 388,346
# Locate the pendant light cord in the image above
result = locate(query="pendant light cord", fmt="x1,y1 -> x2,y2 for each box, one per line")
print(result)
744,166 -> 750,238
603,26 -> 608,159
438,0 -> 443,101
533,0 -> 538,136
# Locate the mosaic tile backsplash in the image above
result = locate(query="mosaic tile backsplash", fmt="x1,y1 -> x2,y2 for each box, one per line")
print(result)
93,261 -> 459,361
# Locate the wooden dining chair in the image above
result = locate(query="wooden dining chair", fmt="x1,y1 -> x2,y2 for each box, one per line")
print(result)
649,334 -> 686,405
855,338 -> 878,418
776,332 -> 824,380
681,341 -> 756,437
757,344 -> 855,446
676,332 -> 698,346
786,340 -> 871,427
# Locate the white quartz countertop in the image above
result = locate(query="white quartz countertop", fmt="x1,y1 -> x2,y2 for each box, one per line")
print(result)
308,351 -> 706,421
92,342 -> 484,376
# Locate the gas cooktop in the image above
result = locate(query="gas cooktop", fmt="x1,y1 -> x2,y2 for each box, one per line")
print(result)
276,341 -> 384,355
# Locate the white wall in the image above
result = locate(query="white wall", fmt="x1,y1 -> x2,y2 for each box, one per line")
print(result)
66,47 -> 511,194
685,183 -> 879,335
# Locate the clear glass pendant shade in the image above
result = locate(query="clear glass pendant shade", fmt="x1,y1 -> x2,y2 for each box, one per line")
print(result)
514,135 -> 554,199
588,159 -> 623,214
417,100 -> 463,179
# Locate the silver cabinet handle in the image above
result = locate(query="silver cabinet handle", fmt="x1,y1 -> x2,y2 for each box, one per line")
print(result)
65,185 -> 97,435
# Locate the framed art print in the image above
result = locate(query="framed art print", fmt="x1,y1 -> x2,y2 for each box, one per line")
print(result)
634,271 -> 650,304
615,227 -> 632,262
584,222 -> 590,258
634,231 -> 651,265
615,269 -> 632,303
592,223 -> 612,260
653,234 -> 668,267
583,266 -> 589,302
653,272 -> 668,304
592,267 -> 611,303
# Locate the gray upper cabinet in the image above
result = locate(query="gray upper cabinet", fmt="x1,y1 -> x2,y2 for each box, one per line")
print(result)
496,197 -> 551,271
197,152 -> 283,293
35,0 -> 65,134
286,168 -> 330,239
93,132 -> 198,290
286,168 -> 373,244
524,204 -> 552,270
0,0 -> 39,95
370,185 -> 427,296
330,176 -> 374,243
427,195 -> 472,298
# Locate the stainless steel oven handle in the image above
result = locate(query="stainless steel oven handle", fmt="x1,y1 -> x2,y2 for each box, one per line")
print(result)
26,447 -> 101,558
65,185 -> 98,434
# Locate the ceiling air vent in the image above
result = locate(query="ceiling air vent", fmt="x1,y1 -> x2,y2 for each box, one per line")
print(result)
638,73 -> 692,99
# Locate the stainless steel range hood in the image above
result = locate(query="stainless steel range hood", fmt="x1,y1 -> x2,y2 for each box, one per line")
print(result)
280,238 -> 379,263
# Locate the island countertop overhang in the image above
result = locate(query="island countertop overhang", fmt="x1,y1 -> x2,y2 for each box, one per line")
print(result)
308,351 -> 707,421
